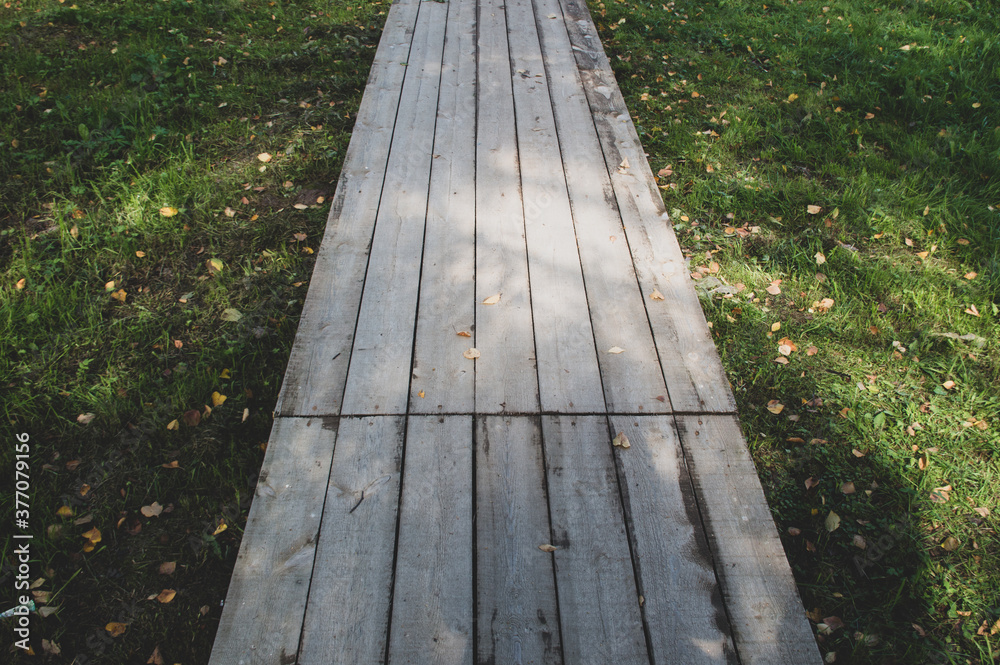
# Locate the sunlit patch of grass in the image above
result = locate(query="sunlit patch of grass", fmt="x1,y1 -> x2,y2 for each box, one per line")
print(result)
595,0 -> 1000,661
1,0 -> 386,661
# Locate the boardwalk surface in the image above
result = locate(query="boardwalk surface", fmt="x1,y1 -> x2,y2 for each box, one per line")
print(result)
209,0 -> 821,663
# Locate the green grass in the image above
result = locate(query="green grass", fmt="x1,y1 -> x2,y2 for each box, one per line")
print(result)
1,0 -> 385,662
593,0 -> 1000,662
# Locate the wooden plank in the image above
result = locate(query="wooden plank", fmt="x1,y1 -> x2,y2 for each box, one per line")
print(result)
387,416 -> 473,665
532,0 -> 670,415
608,415 -> 737,665
298,416 -> 405,664
558,0 -> 736,414
476,416 -> 561,664
475,0 -> 539,414
541,416 -> 648,663
676,415 -> 821,665
341,0 -> 448,416
410,0 -> 478,414
275,0 -> 421,417
209,417 -> 336,665
506,0 -> 605,414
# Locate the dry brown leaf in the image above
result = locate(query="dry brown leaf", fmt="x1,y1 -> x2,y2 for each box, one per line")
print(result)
766,400 -> 784,414
853,534 -> 867,550
965,304 -> 980,317
147,645 -> 165,665
156,589 -> 176,604
841,481 -> 856,495
804,477 -> 820,490
456,331 -> 472,337
158,561 -> 176,575
539,544 -> 558,552
106,622 -> 128,637
941,536 -> 960,552
964,272 -> 977,280
766,281 -> 782,295
942,380 -> 956,390
649,289 -> 665,300
141,502 -> 163,518
482,293 -> 501,305
806,346 -> 818,356
76,413 -> 96,425
463,348 -> 481,360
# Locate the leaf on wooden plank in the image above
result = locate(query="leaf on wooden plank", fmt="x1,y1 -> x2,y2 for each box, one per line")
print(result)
612,432 -> 631,448
607,346 -> 625,354
617,157 -> 630,173
825,511 -> 841,532
538,544 -> 558,552
463,348 -> 480,359
457,331 -> 472,337
482,293 -> 501,305
649,289 -> 665,300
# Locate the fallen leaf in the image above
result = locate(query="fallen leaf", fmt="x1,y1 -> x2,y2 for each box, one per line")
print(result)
463,348 -> 481,359
207,258 -> 224,273
106,622 -> 128,637
156,589 -> 176,604
815,252 -> 826,265
76,413 -> 96,425
964,272 -> 977,280
457,331 -> 472,337
257,152 -> 272,163
482,293 -> 501,305
778,344 -> 792,356
841,481 -> 856,494
913,623 -> 927,637
965,304 -> 980,317
824,616 -> 845,631
57,505 -> 74,518
852,448 -> 865,457
612,432 -> 631,448
865,112 -> 875,120
788,527 -> 801,536
16,278 -> 26,290
941,536 -> 960,551
221,308 -> 242,322
617,157 -> 630,173
158,561 -> 176,575
111,289 -> 127,303
766,400 -> 784,414
159,207 -> 178,217
182,409 -> 201,427
774,356 -> 789,365
853,534 -> 867,549
293,203 -> 309,210
804,477 -> 819,490
539,544 -> 558,552
140,502 -> 163,518
974,507 -> 990,517
292,232 -> 307,242
825,511 -> 841,532
166,419 -> 179,431
649,289 -> 665,300
942,380 -> 956,390
213,522 -> 228,536
82,527 -> 101,543
147,645 -> 165,665
211,391 -> 227,407
607,346 -> 625,354
807,205 -> 822,215
766,281 -> 782,295
135,250 -> 146,258
162,461 -> 180,469
242,408 -> 250,423
42,639 -> 61,656
806,346 -> 818,356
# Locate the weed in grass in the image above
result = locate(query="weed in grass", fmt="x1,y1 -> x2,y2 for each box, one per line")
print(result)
596,0 -> 999,662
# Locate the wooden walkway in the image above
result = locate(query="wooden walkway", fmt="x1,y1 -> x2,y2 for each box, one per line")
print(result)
209,0 -> 820,663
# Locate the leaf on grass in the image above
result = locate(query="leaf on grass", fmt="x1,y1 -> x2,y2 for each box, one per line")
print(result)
778,344 -> 793,357
141,502 -> 163,518
942,380 -> 956,390
257,152 -> 272,163
156,589 -> 176,604
293,203 -> 309,210
207,258 -> 224,273
612,432 -> 631,448
213,522 -> 228,536
76,413 -> 96,425
815,252 -> 826,265
812,297 -> 834,313
148,645 -> 165,665
766,280 -> 782,295
482,293 -> 501,305
841,481 -> 856,494
804,477 -> 819,490
824,616 -> 845,631
221,308 -> 242,322
158,562 -> 176,575
106,622 -> 128,637
159,207 -> 178,217
135,250 -> 146,258
463,348 -> 481,359
852,448 -> 865,457
162,461 -> 180,469
853,534 -> 867,549
974,507 -> 990,518
965,304 -> 980,317
824,511 -> 841,532
964,272 -> 977,280
57,505 -> 73,518
292,232 -> 307,242
807,346 -> 818,356
16,278 -> 27,290
211,391 -> 227,407
166,419 -> 179,431
539,544 -> 558,552
242,408 -> 250,423
182,409 -> 201,427
607,346 -> 625,354
941,536 -> 960,551
111,289 -> 127,303
806,205 -> 822,215
766,400 -> 784,414
649,289 -> 665,300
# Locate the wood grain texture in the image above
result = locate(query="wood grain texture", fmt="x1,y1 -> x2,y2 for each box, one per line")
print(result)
541,415 -> 648,664
388,416 -> 473,665
676,415 -> 821,665
298,416 -> 405,664
208,417 -> 336,665
533,0 -> 671,415
475,0 -> 539,414
410,0 -> 478,414
507,0 -> 605,414
275,0 -> 421,417
608,415 -> 738,664
341,0 -> 447,416
558,0 -> 736,414
476,416 -> 561,664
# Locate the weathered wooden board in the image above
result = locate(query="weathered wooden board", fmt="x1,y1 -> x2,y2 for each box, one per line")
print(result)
558,0 -> 736,414
208,417 -> 336,665
608,415 -> 737,664
506,0 -> 605,414
410,0 -> 478,414
341,0 -> 447,416
676,415 -> 821,664
298,416 -> 405,664
275,0 -> 421,417
541,415 -> 648,663
388,416 -> 474,665
533,0 -> 671,415
476,416 -> 561,664
475,0 -> 539,414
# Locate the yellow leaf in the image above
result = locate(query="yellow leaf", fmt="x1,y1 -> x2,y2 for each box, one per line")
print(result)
16,278 -> 26,290
105,622 -> 128,637
972,102 -> 981,109
418,390 -> 425,398
212,522 -> 228,536
82,527 -> 101,544
771,322 -> 781,332
156,589 -> 176,604
166,419 -> 179,431
612,432 -> 631,448
159,207 -> 178,217
135,250 -> 146,258
220,368 -> 231,379
940,536 -> 960,552
257,152 -> 272,163
208,258 -> 224,273
57,505 -> 73,518
111,289 -> 127,302
463,348 -> 481,360
825,511 -> 841,532
211,391 -> 227,407
482,293 -> 501,305
806,205 -> 821,214
787,93 -> 799,103
766,400 -> 784,414
917,251 -> 929,259
964,272 -> 977,280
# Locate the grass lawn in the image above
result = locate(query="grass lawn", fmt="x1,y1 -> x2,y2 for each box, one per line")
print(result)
1,0 -> 997,663
594,0 -> 1000,662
